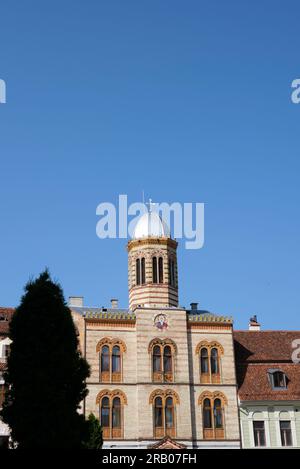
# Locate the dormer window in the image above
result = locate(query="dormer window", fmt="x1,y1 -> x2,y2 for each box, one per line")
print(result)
273,371 -> 286,388
4,344 -> 10,358
268,370 -> 287,390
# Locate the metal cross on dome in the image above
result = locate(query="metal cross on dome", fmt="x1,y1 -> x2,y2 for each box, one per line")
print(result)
146,198 -> 156,213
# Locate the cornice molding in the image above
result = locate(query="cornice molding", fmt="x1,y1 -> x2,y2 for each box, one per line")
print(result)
127,237 -> 178,252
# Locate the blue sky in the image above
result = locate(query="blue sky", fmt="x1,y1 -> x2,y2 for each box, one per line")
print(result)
0,1 -> 299,329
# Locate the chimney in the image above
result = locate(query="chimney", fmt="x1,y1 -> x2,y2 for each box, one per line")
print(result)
190,302 -> 198,311
111,298 -> 118,309
68,296 -> 84,308
249,314 -> 261,331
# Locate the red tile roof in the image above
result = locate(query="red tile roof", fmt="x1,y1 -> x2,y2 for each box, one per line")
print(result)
0,307 -> 14,336
234,331 -> 300,401
0,362 -> 7,372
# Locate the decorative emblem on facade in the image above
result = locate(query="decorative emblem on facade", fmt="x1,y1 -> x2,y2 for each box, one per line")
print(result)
154,313 -> 168,330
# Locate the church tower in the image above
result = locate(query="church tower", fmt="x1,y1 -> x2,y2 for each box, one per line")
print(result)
127,206 -> 179,310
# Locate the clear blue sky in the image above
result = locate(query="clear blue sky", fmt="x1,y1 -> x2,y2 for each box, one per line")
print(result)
0,1 -> 299,329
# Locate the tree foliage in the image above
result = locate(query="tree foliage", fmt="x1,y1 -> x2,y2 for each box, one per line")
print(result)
1,270 -> 90,448
82,413 -> 103,449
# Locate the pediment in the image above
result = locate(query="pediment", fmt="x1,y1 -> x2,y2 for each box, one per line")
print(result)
148,436 -> 186,449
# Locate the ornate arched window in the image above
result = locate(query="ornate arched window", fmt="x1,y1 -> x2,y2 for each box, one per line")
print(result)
199,391 -> 227,440
196,341 -> 224,384
150,390 -> 179,439
97,338 -> 126,383
112,397 -> 121,437
154,396 -> 163,435
101,345 -> 110,381
112,345 -> 121,376
158,256 -> 163,283
97,390 -> 127,440
214,398 -> 223,430
141,257 -> 146,284
168,258 -> 176,287
101,396 -> 110,432
153,345 -> 162,373
203,398 -> 212,429
201,348 -> 209,376
135,257 -> 145,286
210,348 -> 219,375
152,256 -> 164,284
152,257 -> 157,283
163,346 -> 172,373
136,258 -> 141,285
165,396 -> 174,431
149,339 -> 177,383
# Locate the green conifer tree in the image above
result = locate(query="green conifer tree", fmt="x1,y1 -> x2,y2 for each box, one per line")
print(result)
82,413 -> 103,449
1,270 -> 90,448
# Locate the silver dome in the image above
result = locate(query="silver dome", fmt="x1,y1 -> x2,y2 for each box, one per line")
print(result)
132,211 -> 170,239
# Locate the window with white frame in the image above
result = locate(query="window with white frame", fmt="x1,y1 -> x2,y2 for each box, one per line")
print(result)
280,421 -> 293,447
0,340 -> 11,360
253,420 -> 266,447
4,344 -> 10,358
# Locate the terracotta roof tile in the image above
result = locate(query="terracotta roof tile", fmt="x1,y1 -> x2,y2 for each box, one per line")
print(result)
234,331 -> 300,401
0,362 -> 7,372
234,330 -> 300,362
0,307 -> 14,335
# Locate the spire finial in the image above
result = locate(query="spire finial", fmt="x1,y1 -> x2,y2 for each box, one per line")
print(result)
146,198 -> 156,213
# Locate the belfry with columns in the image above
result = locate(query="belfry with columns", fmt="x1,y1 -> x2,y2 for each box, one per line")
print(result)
128,208 -> 179,310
